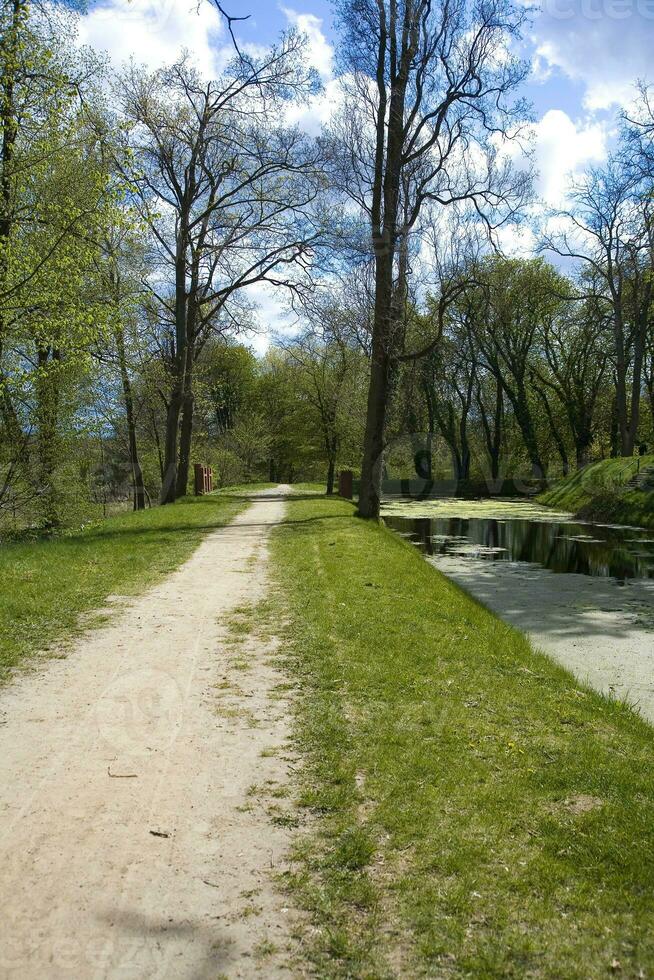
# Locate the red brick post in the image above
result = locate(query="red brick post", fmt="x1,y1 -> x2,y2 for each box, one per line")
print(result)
338,469 -> 353,499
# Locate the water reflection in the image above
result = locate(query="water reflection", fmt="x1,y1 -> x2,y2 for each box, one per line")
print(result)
384,515 -> 654,581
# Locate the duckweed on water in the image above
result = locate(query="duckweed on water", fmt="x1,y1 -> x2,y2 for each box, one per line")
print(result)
381,497 -> 573,522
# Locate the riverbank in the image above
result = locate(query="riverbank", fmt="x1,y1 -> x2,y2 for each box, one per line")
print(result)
270,495 -> 654,978
430,551 -> 654,719
539,455 -> 654,528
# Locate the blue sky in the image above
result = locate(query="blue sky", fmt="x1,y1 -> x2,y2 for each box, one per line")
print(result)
79,0 -> 654,206
78,0 -> 654,341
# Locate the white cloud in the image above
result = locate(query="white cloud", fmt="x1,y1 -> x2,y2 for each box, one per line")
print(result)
533,109 -> 608,205
277,5 -> 341,136
530,1 -> 653,110
280,6 -> 334,79
78,0 -> 226,76
496,223 -> 537,256
241,282 -> 297,355
284,76 -> 343,135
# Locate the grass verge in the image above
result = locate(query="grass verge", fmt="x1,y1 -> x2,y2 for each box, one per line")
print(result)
214,482 -> 277,495
289,482 -> 328,494
539,456 -> 654,528
270,495 -> 654,978
0,491 -> 249,681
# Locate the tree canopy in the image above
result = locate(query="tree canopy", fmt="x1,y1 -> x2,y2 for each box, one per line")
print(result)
1,0 -> 654,531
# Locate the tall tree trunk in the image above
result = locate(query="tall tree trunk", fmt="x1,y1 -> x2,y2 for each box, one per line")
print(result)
413,431 -> 434,483
359,250 -> 393,518
358,10 -> 412,520
644,347 -> 654,437
418,380 -> 435,482
34,347 -> 61,529
534,384 -> 569,476
458,385 -> 473,482
490,384 -> 503,480
510,387 -> 547,478
460,446 -> 471,481
615,370 -> 630,455
610,392 -> 619,458
424,429 -> 434,482
575,435 -> 592,470
326,456 -> 335,495
573,405 -> 594,469
477,381 -> 503,483
626,310 -> 648,455
614,317 -> 633,456
129,425 -> 146,511
149,407 -> 164,481
160,239 -> 189,504
359,339 -> 391,517
0,0 -> 24,456
323,421 -> 338,495
161,388 -> 183,504
450,448 -> 470,482
176,389 -> 194,498
114,324 -> 145,511
176,304 -> 199,499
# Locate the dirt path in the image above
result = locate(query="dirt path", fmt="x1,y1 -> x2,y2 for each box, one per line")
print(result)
431,554 -> 654,723
0,487 -> 305,979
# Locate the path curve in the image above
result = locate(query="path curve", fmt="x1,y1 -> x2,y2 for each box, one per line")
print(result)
0,487 -> 302,979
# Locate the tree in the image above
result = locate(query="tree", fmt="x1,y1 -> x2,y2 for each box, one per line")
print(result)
0,12 -> 114,525
530,295 -> 609,469
93,214 -> 150,511
0,1 -> 98,520
468,258 -> 566,478
475,367 -> 504,483
329,0 -> 531,517
255,352 -> 311,483
419,315 -> 476,481
118,45 -> 322,504
645,316 -> 654,437
282,325 -> 365,494
541,156 -> 654,457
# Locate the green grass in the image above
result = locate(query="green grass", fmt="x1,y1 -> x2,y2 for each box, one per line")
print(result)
270,495 -> 654,978
290,482 -> 329,494
539,455 -> 654,527
0,491 -> 248,681
215,481 -> 277,494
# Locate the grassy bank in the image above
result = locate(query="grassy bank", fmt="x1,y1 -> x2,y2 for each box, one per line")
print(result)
539,455 -> 654,528
271,496 -> 654,978
289,482 -> 328,494
0,490 -> 253,681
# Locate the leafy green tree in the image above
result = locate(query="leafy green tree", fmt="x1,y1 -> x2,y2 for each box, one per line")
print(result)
329,0 -> 531,517
468,258 -> 568,479
117,45 -> 321,503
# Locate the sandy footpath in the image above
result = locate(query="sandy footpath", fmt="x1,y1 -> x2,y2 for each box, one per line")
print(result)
430,553 -> 654,722
0,487 -> 305,979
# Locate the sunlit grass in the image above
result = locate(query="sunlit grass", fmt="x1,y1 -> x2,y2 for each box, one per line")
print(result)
214,482 -> 277,494
290,482 -> 328,494
0,492 -> 247,680
540,455 -> 654,528
271,495 -> 654,978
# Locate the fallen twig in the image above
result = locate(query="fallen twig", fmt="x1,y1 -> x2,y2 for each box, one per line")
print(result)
107,766 -> 138,778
